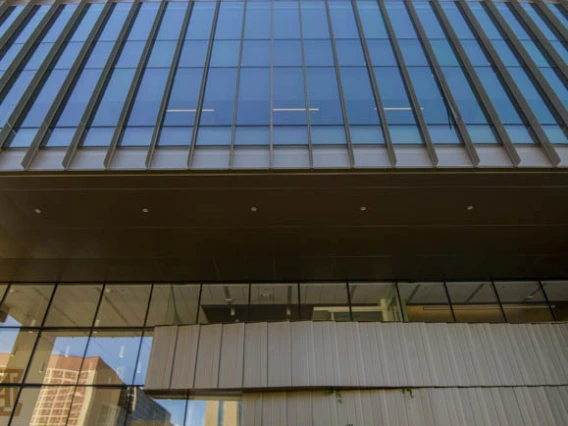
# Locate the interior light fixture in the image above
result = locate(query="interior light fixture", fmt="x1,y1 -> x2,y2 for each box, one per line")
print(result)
34,208 -> 42,214
250,206 -> 258,212
230,307 -> 236,317
466,205 -> 474,211
142,208 -> 149,213
360,206 -> 367,212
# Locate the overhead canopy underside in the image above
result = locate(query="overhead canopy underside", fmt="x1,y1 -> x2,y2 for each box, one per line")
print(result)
0,169 -> 567,282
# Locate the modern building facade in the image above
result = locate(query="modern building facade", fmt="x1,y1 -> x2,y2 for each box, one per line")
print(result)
0,0 -> 567,424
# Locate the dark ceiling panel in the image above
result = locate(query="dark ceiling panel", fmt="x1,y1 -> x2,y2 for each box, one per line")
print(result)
0,170 -> 567,282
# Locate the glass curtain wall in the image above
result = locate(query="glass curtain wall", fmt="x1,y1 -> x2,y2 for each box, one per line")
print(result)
0,280 -> 563,424
0,0 -> 564,150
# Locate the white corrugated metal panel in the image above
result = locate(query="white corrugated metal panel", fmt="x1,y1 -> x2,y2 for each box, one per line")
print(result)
290,321 -> 316,387
193,324 -> 222,389
144,325 -> 177,389
243,387 -> 568,426
244,322 -> 268,388
170,324 -> 199,390
146,322 -> 568,391
267,322 -> 292,387
218,322 -> 245,389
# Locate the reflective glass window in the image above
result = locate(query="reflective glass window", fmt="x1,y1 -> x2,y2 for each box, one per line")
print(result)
507,67 -> 558,125
340,67 -> 380,125
179,40 -> 208,67
186,398 -> 242,426
300,2 -> 329,39
348,282 -> 400,322
244,2 -> 271,39
197,126 -> 232,146
374,67 -> 415,125
0,6 -> 25,40
11,386 -> 74,426
156,2 -> 186,40
42,5 -> 76,43
81,330 -> 142,385
441,67 -> 489,125
134,330 -> 152,385
70,3 -> 103,42
147,40 -> 176,68
185,2 -> 215,40
521,3 -> 561,41
398,282 -> 454,322
273,40 -> 303,66
241,40 -> 270,67
273,126 -> 308,146
274,2 -> 301,39
542,281 -> 568,321
459,39 -> 491,66
199,284 -> 250,324
439,2 -> 475,39
473,67 -> 525,125
137,394 -> 188,426
306,67 -> 344,125
163,67 -> 203,127
84,40 -> 114,69
235,126 -> 269,146
44,285 -> 102,327
249,283 -> 300,322
12,6 -> 48,44
119,126 -> 153,147
158,126 -> 192,146
44,127 -> 77,147
446,282 -> 505,323
357,2 -> 388,39
146,284 -> 201,326
90,68 -> 136,127
367,40 -> 397,66
398,39 -> 428,66
127,2 -> 159,41
303,39 -> 334,66
25,330 -> 90,384
414,2 -> 446,39
50,69 -> 103,130
210,40 -> 240,67
408,67 -> 452,125
0,284 -> 54,327
467,2 -> 503,39
547,4 -> 568,28
20,43 -> 52,71
215,2 -> 244,40
329,2 -> 359,39
199,67 -> 238,126
299,283 -> 350,321
82,126 -> 114,147
430,39 -> 460,67
0,329 -> 37,384
494,281 -> 553,323
494,2 -> 530,40
99,3 -> 133,42
236,68 -> 270,125
123,68 -> 169,128
273,67 -> 307,126
385,2 -> 418,39
335,39 -> 366,66
115,40 -> 145,68
94,285 -> 151,328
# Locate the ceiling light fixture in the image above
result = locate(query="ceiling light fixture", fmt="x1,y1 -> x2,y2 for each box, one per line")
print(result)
466,205 -> 474,211
250,206 -> 258,212
360,206 -> 367,212
34,208 -> 42,214
142,208 -> 149,213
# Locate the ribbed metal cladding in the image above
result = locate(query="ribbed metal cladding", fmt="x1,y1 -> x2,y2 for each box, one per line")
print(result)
242,387 -> 568,426
145,321 -> 568,390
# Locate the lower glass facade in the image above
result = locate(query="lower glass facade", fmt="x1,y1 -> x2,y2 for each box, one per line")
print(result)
0,280 -> 565,424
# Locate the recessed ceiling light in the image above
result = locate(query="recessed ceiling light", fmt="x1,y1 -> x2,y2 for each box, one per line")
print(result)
34,208 -> 42,214
466,205 -> 474,211
250,206 -> 258,212
142,208 -> 149,213
360,206 -> 367,211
